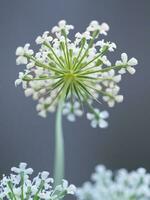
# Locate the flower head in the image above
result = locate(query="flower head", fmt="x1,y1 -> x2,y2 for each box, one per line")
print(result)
77,165 -> 150,200
0,163 -> 76,200
15,20 -> 138,128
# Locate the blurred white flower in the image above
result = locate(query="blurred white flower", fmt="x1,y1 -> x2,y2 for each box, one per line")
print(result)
77,165 -> 150,200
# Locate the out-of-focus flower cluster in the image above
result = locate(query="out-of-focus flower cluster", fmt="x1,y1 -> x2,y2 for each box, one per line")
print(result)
76,165 -> 150,200
0,163 -> 76,200
15,20 -> 138,128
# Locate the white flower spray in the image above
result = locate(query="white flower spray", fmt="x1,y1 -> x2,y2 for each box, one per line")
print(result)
0,163 -> 76,200
15,20 -> 138,186
77,165 -> 150,200
15,20 -> 138,128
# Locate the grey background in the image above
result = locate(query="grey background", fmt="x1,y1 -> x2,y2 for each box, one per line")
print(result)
0,0 -> 150,187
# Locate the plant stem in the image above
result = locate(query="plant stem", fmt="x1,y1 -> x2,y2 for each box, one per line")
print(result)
54,101 -> 65,187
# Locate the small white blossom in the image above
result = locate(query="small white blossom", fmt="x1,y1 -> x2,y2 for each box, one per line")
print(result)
87,21 -> 109,35
63,101 -> 83,122
11,162 -> 33,175
87,109 -> 109,128
103,86 -> 123,107
116,53 -> 138,74
51,20 -> 74,36
15,70 -> 31,87
96,39 -> 117,52
16,44 -> 34,65
101,69 -> 122,87
36,31 -> 53,44
75,31 -> 91,45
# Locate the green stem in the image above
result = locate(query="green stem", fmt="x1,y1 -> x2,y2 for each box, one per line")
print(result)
54,101 -> 64,187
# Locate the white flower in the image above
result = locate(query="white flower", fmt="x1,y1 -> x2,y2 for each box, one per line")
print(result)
77,165 -> 150,200
16,44 -> 34,65
0,163 -> 75,200
75,31 -> 91,40
67,184 -> 76,194
87,109 -> 109,128
63,102 -> 83,122
103,86 -> 123,107
11,162 -> 33,175
36,31 -> 53,44
116,53 -> 138,74
16,43 -> 33,56
15,20 -> 138,128
87,21 -> 109,35
96,39 -> 116,52
61,180 -> 76,194
15,70 -> 31,87
41,171 -> 50,180
101,69 -> 122,87
51,20 -> 74,36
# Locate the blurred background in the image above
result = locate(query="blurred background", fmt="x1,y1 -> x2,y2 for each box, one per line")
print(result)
0,0 -> 150,187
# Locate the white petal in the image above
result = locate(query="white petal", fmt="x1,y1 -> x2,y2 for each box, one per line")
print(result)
67,184 -> 76,194
115,95 -> 124,103
99,119 -> 108,128
51,26 -> 59,33
127,66 -> 136,74
114,75 -> 122,82
101,23 -> 110,32
16,47 -> 24,56
35,36 -> 43,44
74,101 -> 80,108
121,53 -> 128,63
62,179 -> 68,188
75,110 -> 83,116
11,167 -> 20,173
128,57 -> 138,66
38,110 -> 47,118
115,60 -> 122,66
91,120 -> 97,128
27,62 -> 34,69
19,162 -> 27,169
24,88 -> 33,97
62,108 -> 69,115
41,171 -> 49,180
67,113 -> 75,122
15,79 -> 22,87
103,96 -> 109,102
75,32 -> 82,38
108,100 -> 115,107
119,68 -> 126,74
100,111 -> 109,119
58,20 -> 66,27
26,168 -> 33,174
87,113 -> 94,120
16,56 -> 27,65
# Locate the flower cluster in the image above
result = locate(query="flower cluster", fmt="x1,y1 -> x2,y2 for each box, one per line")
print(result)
0,163 -> 76,200
15,20 -> 138,128
76,165 -> 150,200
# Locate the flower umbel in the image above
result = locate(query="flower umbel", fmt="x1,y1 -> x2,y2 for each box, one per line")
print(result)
77,165 -> 150,200
15,20 -> 138,128
0,163 -> 76,200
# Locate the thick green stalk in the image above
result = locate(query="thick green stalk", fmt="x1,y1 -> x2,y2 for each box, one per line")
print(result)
54,101 -> 65,187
